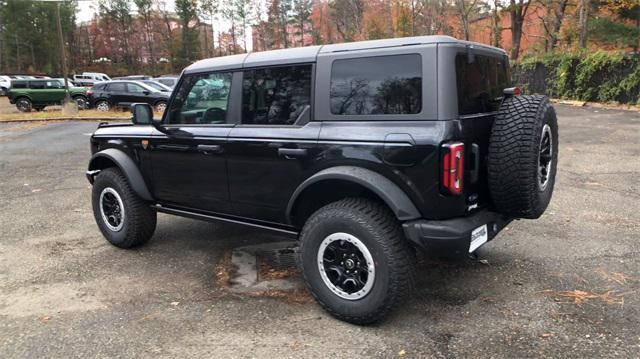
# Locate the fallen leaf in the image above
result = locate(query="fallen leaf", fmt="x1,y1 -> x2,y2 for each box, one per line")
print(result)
170,301 -> 180,306
479,259 -> 489,265
40,316 -> 51,323
541,333 -> 553,338
398,349 -> 406,357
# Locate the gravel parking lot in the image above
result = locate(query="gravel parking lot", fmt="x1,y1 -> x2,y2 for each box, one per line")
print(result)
0,105 -> 638,358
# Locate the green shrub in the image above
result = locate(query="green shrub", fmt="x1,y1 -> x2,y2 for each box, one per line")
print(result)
512,51 -> 640,104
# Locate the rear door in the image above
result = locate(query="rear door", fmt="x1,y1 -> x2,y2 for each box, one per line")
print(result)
28,80 -> 48,104
105,82 -> 126,106
226,64 -> 318,223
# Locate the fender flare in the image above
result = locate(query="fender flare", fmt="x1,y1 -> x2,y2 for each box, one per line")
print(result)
87,148 -> 153,201
286,166 -> 421,224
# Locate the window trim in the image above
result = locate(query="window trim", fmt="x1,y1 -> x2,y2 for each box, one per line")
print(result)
236,62 -> 315,128
162,70 -> 237,127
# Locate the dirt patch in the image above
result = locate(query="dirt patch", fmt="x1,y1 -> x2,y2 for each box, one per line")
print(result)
246,288 -> 313,304
0,283 -> 106,318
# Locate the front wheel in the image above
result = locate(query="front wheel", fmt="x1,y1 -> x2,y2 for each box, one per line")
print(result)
91,167 -> 156,248
16,98 -> 32,112
298,198 -> 415,325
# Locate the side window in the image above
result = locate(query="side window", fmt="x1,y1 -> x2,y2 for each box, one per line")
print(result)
127,83 -> 146,93
107,83 -> 125,92
12,81 -> 27,89
29,81 -> 46,89
241,64 -> 312,125
167,72 -> 232,125
46,80 -> 63,89
330,54 -> 422,115
455,54 -> 510,115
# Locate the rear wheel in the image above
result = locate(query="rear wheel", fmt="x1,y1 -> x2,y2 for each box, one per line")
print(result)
16,98 -> 32,112
91,167 -> 156,248
96,100 -> 110,112
488,95 -> 559,218
73,95 -> 88,110
298,198 -> 415,324
155,101 -> 167,113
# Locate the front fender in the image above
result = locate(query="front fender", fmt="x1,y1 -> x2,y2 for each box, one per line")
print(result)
87,148 -> 153,201
286,166 -> 421,223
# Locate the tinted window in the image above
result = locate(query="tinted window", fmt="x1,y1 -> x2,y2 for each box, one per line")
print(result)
11,81 -> 27,89
107,83 -> 126,92
242,65 -> 311,125
330,54 -> 422,115
127,83 -> 146,93
29,81 -> 46,89
167,72 -> 232,125
455,54 -> 510,115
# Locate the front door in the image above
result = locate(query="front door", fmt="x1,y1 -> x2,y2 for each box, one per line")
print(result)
226,64 -> 318,224
148,71 -> 236,213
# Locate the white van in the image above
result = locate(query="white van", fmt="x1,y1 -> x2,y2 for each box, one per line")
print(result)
73,72 -> 111,87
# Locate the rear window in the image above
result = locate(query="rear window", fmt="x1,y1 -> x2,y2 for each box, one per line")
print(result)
455,53 -> 510,116
330,54 -> 422,115
107,83 -> 125,92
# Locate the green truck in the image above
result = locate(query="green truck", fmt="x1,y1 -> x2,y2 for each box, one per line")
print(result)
7,79 -> 89,112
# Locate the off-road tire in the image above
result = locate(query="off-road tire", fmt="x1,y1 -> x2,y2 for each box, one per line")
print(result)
73,95 -> 89,110
16,97 -> 32,112
155,101 -> 167,113
488,95 -> 558,219
91,167 -> 156,248
298,198 -> 415,325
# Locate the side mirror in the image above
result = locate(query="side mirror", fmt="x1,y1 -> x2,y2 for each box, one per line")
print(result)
143,90 -> 150,95
131,103 -> 153,125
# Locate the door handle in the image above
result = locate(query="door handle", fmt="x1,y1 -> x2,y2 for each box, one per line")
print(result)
278,148 -> 307,159
157,144 -> 189,151
197,144 -> 223,154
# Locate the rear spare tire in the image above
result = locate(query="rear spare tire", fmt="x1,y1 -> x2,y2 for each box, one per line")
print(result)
488,95 -> 558,219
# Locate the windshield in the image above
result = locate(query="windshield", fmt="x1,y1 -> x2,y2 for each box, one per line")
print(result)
143,81 -> 170,91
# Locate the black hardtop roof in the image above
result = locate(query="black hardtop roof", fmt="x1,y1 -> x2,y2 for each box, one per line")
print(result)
185,36 -> 506,74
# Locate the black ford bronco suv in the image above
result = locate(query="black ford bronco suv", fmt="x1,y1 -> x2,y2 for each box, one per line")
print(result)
86,36 -> 558,324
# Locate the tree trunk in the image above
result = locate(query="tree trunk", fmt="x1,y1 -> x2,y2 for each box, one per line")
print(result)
578,0 -> 589,49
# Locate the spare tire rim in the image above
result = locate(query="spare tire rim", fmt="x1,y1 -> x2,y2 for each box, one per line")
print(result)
538,124 -> 553,191
100,187 -> 125,232
317,233 -> 375,300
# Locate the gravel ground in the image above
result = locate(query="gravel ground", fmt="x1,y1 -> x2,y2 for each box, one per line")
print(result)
0,105 -> 638,358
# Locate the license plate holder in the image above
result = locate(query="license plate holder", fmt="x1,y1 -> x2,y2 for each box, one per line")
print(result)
469,224 -> 488,253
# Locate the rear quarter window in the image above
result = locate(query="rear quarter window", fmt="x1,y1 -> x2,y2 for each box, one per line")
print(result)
330,54 -> 422,115
455,54 -> 510,116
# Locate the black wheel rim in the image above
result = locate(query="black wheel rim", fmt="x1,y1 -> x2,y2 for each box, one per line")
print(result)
99,187 -> 125,231
538,124 -> 553,191
317,233 -> 375,300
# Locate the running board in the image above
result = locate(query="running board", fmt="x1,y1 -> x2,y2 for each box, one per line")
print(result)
152,204 -> 299,238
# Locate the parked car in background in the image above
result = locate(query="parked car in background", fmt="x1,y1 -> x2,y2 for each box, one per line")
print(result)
7,79 -> 89,112
153,76 -> 178,89
139,80 -> 172,93
112,75 -> 151,80
0,76 -> 11,96
88,80 -> 169,112
73,72 -> 111,87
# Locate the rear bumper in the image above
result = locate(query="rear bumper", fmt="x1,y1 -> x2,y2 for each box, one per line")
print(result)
402,210 -> 513,256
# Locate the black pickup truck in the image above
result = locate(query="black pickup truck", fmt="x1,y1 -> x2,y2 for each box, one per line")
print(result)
86,36 -> 558,324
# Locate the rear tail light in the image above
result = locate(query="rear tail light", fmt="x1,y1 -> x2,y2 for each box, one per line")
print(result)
441,142 -> 465,195
87,89 -> 93,96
